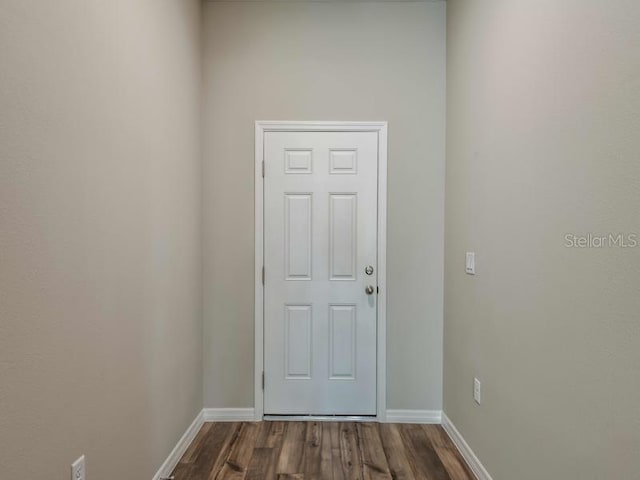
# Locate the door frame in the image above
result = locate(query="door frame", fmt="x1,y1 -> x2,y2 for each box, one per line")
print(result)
254,121 -> 388,421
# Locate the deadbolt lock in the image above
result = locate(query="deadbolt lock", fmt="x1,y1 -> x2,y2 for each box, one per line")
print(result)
364,265 -> 374,275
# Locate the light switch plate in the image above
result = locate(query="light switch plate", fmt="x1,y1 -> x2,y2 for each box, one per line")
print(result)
473,378 -> 481,404
466,252 -> 475,275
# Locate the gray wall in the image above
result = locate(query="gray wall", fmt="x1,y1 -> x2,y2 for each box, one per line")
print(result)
202,1 -> 446,410
0,1 -> 202,478
445,1 -> 640,479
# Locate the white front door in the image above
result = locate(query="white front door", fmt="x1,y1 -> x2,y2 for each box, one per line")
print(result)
263,130 -> 378,415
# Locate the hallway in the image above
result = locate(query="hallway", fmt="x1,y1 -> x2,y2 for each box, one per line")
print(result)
171,421 -> 472,480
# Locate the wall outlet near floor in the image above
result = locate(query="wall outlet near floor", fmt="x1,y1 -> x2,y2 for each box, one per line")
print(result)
71,455 -> 85,480
465,252 -> 476,275
473,377 -> 482,404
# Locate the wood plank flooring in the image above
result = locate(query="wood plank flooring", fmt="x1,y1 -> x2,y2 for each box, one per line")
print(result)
171,422 -> 474,480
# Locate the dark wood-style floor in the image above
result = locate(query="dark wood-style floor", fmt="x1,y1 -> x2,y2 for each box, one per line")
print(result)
171,421 -> 474,480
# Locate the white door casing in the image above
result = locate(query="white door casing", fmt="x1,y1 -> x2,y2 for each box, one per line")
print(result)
255,121 -> 387,419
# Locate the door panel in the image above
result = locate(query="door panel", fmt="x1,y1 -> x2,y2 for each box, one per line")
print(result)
329,194 -> 357,280
264,131 -> 378,415
329,304 -> 357,380
284,305 -> 312,379
284,194 -> 312,280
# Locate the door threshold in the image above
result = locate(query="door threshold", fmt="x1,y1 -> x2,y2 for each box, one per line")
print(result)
263,415 -> 377,422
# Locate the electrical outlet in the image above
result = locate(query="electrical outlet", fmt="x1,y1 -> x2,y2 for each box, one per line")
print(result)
71,455 -> 85,480
465,252 -> 475,275
473,377 -> 481,405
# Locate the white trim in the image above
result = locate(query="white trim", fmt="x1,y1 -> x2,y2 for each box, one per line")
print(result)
203,408 -> 257,422
254,122 -> 265,421
376,123 -> 388,422
254,121 -> 388,421
384,409 -> 442,424
152,410 -> 204,480
255,121 -> 388,132
441,412 -> 493,480
263,415 -> 377,422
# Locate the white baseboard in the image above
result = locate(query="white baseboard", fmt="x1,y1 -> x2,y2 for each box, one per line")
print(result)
384,409 -> 442,424
441,412 -> 493,480
152,410 -> 204,480
203,407 -> 257,422
202,408 -> 440,423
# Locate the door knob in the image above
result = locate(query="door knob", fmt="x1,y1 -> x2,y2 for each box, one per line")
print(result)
365,285 -> 375,295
